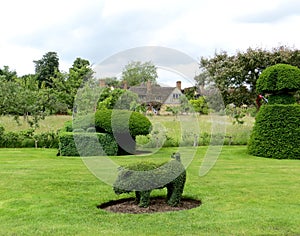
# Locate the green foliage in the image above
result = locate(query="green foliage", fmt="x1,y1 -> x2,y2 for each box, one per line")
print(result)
73,79 -> 101,115
256,63 -> 300,94
248,105 -> 300,159
268,94 -> 296,105
0,129 -> 58,148
94,109 -> 151,155
189,97 -> 209,114
58,132 -> 118,156
121,61 -> 158,86
34,52 -> 60,88
113,157 -> 186,207
199,46 -> 300,106
97,88 -> 138,110
94,109 -> 151,137
0,65 -> 17,81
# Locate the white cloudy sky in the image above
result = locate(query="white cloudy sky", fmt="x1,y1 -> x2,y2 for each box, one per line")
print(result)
1,0 -> 300,87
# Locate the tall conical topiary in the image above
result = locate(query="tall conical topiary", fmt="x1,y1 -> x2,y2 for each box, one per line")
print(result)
248,64 -> 300,159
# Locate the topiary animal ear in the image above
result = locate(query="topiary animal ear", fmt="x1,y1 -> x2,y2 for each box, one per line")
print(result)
175,152 -> 181,161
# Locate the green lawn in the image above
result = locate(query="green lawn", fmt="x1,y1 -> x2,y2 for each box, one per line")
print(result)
0,146 -> 299,235
0,115 -> 71,133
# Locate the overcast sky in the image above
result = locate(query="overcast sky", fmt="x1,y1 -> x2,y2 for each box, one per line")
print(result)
1,0 -> 300,87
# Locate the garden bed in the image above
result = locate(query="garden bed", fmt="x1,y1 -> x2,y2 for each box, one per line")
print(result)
98,197 -> 201,214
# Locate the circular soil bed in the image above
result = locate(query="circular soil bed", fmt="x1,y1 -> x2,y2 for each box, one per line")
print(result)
98,197 -> 201,214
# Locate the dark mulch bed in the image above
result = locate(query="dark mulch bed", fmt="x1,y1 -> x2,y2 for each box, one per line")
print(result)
98,197 -> 201,214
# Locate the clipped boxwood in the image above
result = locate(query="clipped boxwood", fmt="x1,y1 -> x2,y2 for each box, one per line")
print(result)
248,104 -> 300,159
256,64 -> 300,94
113,153 -> 186,207
94,109 -> 152,137
95,109 -> 152,155
60,110 -> 151,155
58,132 -> 118,156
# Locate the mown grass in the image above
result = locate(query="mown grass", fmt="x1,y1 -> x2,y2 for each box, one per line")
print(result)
0,146 -> 299,235
0,115 -> 71,133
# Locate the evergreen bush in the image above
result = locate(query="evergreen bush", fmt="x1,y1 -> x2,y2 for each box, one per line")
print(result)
94,109 -> 151,137
256,63 -> 300,94
113,153 -> 186,207
249,64 -> 300,159
58,132 -> 118,156
94,109 -> 152,155
248,104 -> 300,159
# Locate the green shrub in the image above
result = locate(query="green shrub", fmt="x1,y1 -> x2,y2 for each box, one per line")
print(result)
248,105 -> 300,159
58,132 -> 118,156
0,131 -> 22,148
34,131 -> 59,148
113,154 -> 186,207
268,94 -> 296,105
256,64 -> 300,94
94,109 -> 151,137
0,125 -> 4,136
60,120 -> 73,132
0,129 -> 58,148
94,109 -> 152,155
87,127 -> 96,132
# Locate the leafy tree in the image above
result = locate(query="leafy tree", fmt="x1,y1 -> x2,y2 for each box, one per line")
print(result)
101,77 -> 122,88
0,66 -> 17,81
199,46 -> 300,106
97,88 -> 138,110
73,79 -> 101,115
34,52 -> 59,88
67,58 -> 94,108
0,79 -> 45,128
179,95 -> 193,113
121,61 -> 158,86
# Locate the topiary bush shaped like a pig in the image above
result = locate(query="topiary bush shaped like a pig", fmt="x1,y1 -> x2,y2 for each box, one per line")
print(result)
113,153 -> 186,207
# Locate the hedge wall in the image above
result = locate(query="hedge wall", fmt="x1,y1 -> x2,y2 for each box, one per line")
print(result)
58,132 -> 118,156
248,104 -> 300,159
0,128 -> 58,148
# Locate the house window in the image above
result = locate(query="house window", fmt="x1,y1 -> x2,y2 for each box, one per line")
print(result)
173,93 -> 181,99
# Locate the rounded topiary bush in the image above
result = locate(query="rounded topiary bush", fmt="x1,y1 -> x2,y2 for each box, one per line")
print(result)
94,109 -> 151,137
256,63 -> 300,104
248,63 -> 300,159
95,109 -> 152,155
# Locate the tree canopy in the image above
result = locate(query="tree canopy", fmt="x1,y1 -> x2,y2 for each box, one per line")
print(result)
198,46 -> 300,106
121,61 -> 158,86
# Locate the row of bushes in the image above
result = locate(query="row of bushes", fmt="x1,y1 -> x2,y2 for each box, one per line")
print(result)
136,131 -> 249,148
0,126 -> 58,148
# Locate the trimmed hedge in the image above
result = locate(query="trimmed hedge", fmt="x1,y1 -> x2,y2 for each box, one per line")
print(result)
248,104 -> 300,159
58,132 -> 118,156
94,109 -> 152,155
94,109 -> 152,137
0,129 -> 58,148
67,110 -> 151,155
256,64 -> 300,94
113,157 -> 186,207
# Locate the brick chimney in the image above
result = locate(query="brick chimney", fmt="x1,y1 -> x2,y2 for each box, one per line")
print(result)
176,81 -> 182,91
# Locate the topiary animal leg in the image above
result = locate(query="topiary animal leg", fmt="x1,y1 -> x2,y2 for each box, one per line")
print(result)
135,191 -> 141,204
139,190 -> 151,207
